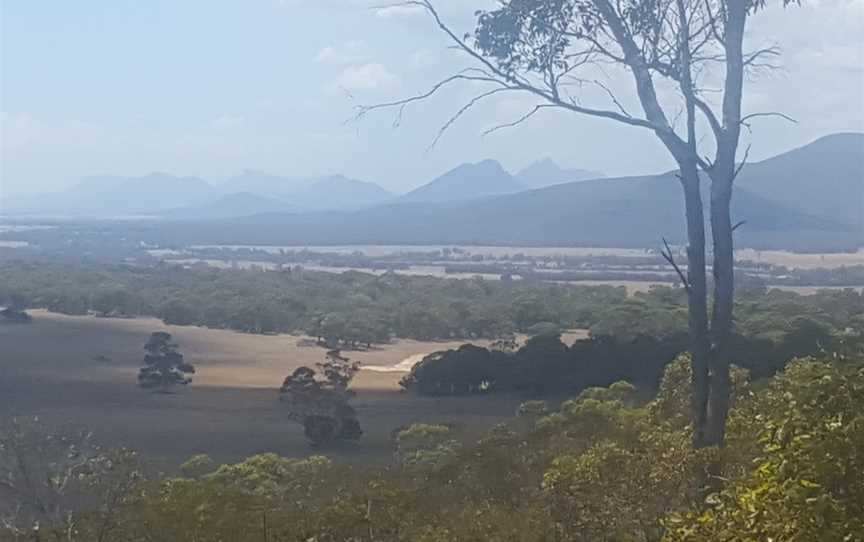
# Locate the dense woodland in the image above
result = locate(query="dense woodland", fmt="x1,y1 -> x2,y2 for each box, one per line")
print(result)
400,318 -> 841,397
1,261 -> 861,345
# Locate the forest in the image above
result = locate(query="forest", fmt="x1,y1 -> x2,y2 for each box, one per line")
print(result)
2,260 -> 861,345
399,318 -> 839,397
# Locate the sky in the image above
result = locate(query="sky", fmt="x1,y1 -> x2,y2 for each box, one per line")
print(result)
1,0 -> 863,197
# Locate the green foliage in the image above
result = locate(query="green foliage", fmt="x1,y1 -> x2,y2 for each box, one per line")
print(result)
204,453 -> 333,498
3,260 -> 859,352
137,331 -> 195,390
179,454 -> 215,479
402,309 -> 859,398
0,417 -> 144,540
6,355 -> 863,542
279,350 -> 362,446
394,424 -> 462,470
665,359 -> 864,542
0,260 -> 631,340
399,344 -> 506,395
403,332 -> 689,397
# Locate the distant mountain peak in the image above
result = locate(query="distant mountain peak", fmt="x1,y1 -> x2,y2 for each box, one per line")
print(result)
517,158 -> 605,189
400,159 -> 524,203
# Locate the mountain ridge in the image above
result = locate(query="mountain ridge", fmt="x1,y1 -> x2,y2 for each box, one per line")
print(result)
516,158 -> 605,189
142,133 -> 863,251
400,159 -> 525,203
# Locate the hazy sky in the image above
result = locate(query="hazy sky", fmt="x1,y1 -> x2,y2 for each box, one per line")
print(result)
2,0 -> 863,197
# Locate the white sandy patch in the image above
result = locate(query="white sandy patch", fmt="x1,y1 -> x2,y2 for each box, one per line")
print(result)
362,353 -> 426,373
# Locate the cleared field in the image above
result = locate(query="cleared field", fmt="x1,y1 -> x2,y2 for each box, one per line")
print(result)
191,244 -> 656,258
0,312 -> 533,468
735,248 -> 864,269
192,244 -> 864,269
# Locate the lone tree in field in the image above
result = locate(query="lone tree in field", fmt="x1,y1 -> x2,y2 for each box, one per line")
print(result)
359,0 -> 797,448
279,350 -> 362,446
138,332 -> 195,391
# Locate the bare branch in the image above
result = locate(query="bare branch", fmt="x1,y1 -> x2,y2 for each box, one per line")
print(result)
693,96 -> 722,140
592,79 -> 634,118
731,142 -> 751,183
482,104 -> 556,137
426,87 -> 512,151
739,111 -> 798,125
743,46 -> 781,67
368,0 -> 665,132
702,0 -> 726,47
661,237 -> 691,293
732,220 -> 746,232
350,73 -> 507,125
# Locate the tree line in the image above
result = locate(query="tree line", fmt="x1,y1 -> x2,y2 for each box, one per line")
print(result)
1,261 -> 860,344
400,315 -> 847,397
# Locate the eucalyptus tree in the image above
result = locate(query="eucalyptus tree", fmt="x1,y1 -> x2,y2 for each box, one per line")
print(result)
138,332 -> 195,392
359,0 -> 796,447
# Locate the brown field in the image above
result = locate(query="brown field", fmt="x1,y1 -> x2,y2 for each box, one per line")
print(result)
0,312 -> 560,470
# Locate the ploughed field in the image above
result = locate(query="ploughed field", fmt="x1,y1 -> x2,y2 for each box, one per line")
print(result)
0,311 -> 547,469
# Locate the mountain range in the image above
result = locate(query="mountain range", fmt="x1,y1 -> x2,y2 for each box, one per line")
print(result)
1,133 -> 861,251
3,157 -> 590,217
140,133 -> 862,251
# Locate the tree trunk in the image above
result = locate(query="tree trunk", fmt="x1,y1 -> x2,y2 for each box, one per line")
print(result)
706,176 -> 734,447
678,162 -> 712,448
703,0 -> 747,449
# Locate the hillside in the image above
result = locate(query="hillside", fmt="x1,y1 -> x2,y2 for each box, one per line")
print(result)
164,192 -> 296,219
292,175 -> 393,210
737,132 -> 863,242
401,159 -> 524,202
221,170 -> 302,199
3,170 -> 394,217
7,173 -> 218,216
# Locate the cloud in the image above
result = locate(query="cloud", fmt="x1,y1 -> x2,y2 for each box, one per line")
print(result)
409,49 -> 438,69
211,114 -> 246,129
329,63 -> 401,93
0,112 -> 105,154
375,4 -> 425,18
314,40 -> 370,64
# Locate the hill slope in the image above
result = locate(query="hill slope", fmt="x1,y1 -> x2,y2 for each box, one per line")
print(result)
292,175 -> 393,210
221,171 -> 303,199
221,172 -> 392,210
737,132 -> 863,242
164,192 -> 296,219
8,173 -> 218,216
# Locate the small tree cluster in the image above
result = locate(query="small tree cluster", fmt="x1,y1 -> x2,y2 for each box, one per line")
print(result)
279,350 -> 362,446
137,332 -> 195,391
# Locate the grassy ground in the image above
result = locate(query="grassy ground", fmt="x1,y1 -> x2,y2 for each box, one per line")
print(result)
0,311 -> 550,469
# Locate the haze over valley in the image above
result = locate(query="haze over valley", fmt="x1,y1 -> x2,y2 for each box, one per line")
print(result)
1,0 -> 863,540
